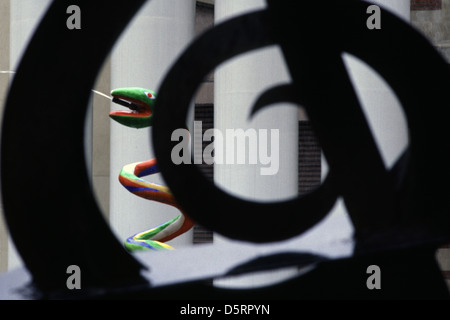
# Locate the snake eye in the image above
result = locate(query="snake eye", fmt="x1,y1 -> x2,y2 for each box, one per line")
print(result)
145,91 -> 155,99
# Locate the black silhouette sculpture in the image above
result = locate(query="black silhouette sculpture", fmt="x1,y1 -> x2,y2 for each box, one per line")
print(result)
1,0 -> 450,299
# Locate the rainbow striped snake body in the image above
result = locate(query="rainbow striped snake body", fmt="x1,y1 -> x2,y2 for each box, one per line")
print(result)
109,87 -> 194,251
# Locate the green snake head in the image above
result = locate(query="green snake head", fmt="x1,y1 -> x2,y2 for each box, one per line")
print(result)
109,87 -> 156,128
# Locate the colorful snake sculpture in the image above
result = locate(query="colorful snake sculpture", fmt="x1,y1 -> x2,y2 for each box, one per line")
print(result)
109,87 -> 194,251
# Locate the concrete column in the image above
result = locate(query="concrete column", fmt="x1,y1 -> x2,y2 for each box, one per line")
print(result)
214,0 -> 298,203
213,0 -> 300,287
1,0 -> 52,272
109,0 -> 196,248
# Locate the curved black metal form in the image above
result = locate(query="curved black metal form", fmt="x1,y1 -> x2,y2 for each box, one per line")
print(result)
1,0 -> 450,299
1,0 -> 148,297
153,10 -> 338,243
